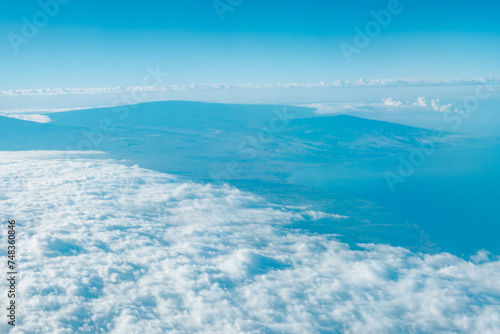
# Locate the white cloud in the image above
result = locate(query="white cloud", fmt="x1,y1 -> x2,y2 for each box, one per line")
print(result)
413,96 -> 428,107
4,114 -> 52,123
0,106 -> 110,115
430,98 -> 457,113
1,78 -> 498,97
1,151 -> 499,333
471,250 -> 492,264
380,96 -> 464,113
309,95 -> 466,116
302,210 -> 348,220
382,97 -> 402,106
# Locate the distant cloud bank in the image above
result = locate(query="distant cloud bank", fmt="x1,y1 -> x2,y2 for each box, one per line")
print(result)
383,96 -> 467,113
1,77 -> 499,97
307,95 -> 481,115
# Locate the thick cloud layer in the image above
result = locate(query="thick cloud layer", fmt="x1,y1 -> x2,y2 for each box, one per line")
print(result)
1,152 -> 499,333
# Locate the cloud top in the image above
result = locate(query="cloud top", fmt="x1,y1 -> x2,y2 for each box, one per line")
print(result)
1,151 -> 499,333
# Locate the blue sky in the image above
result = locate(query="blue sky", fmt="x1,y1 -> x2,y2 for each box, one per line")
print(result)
0,0 -> 499,90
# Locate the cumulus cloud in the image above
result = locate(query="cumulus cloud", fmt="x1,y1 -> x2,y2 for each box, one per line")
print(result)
1,77 -> 498,97
309,95 -> 465,116
382,97 -> 402,106
413,96 -> 428,107
381,96 -> 463,113
1,151 -> 500,333
430,98 -> 457,113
